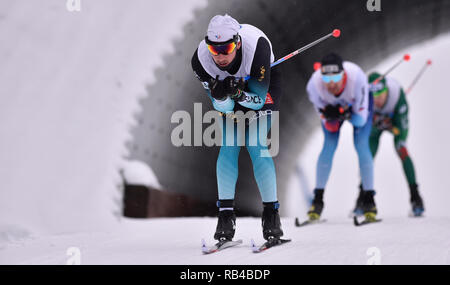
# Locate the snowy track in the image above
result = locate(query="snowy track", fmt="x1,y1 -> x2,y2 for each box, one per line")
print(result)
2,217 -> 449,265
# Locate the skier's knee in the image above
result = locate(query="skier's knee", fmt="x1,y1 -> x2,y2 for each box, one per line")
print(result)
396,145 -> 409,161
354,138 -> 369,155
322,139 -> 338,155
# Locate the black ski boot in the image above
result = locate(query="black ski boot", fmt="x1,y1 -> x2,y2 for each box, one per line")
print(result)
410,184 -> 424,217
361,190 -> 377,221
214,200 -> 236,241
353,184 -> 364,216
262,202 -> 283,241
307,189 -> 324,221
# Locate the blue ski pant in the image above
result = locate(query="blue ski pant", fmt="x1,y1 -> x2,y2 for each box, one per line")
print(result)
315,96 -> 374,191
217,115 -> 277,203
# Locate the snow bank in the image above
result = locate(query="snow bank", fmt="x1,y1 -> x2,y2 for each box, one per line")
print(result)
121,160 -> 162,189
0,0 -> 206,237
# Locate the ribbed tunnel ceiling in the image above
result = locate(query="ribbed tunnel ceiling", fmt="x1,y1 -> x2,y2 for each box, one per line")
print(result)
129,0 -> 450,215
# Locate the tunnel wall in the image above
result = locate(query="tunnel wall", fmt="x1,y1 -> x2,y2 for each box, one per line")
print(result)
128,0 -> 450,216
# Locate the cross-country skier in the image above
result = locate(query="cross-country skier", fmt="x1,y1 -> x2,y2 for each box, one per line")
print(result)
306,53 -> 378,222
191,14 -> 284,242
353,72 -> 425,216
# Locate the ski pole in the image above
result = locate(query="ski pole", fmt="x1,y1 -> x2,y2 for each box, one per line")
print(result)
244,29 -> 341,80
406,59 -> 432,94
372,54 -> 411,84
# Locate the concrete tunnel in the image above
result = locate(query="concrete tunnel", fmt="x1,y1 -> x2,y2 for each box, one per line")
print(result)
124,0 -> 450,217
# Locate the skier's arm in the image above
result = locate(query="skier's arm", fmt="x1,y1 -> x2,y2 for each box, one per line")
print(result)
306,76 -> 328,123
191,49 -> 235,113
236,37 -> 271,110
392,89 -> 409,142
350,70 -> 370,127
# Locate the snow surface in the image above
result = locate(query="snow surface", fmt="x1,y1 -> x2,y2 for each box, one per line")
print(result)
1,0 -> 450,264
1,217 -> 449,265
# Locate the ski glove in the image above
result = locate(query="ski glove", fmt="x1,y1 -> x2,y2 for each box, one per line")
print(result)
223,76 -> 246,102
373,113 -> 393,131
209,75 -> 227,100
320,104 -> 351,121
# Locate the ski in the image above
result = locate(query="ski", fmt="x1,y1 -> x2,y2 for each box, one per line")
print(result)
295,217 -> 327,227
251,238 -> 291,253
201,238 -> 243,254
353,216 -> 382,226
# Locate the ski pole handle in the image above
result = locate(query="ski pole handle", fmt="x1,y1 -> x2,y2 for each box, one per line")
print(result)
243,29 -> 341,81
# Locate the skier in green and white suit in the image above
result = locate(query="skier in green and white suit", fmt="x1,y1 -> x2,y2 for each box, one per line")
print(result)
353,72 -> 425,217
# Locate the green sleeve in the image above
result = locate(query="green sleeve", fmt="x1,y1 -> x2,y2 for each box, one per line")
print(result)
392,89 -> 409,145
